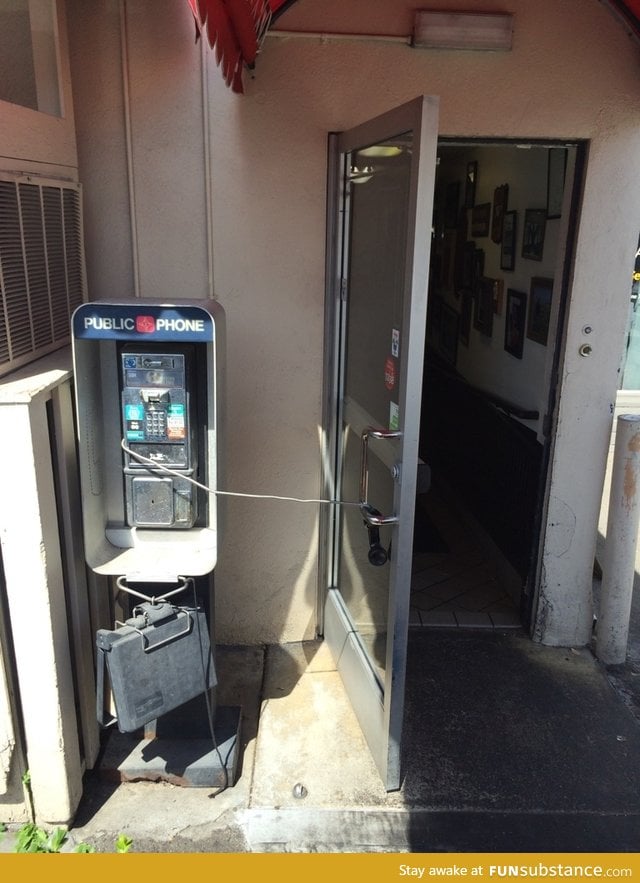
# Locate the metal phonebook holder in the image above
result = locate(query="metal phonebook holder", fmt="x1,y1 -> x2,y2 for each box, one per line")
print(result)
96,576 -> 216,734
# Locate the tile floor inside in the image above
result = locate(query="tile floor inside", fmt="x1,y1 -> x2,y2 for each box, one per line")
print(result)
410,488 -> 522,630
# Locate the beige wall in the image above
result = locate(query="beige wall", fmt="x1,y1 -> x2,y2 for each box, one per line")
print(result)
67,0 -> 640,646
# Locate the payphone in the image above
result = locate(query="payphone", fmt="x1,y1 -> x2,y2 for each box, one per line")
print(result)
71,299 -> 222,579
72,298 -> 238,789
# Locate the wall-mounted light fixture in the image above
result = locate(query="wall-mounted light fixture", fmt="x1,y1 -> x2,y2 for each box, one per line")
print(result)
412,11 -> 514,51
348,165 -> 375,184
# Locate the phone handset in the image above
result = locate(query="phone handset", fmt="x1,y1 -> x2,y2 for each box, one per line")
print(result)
362,504 -> 389,566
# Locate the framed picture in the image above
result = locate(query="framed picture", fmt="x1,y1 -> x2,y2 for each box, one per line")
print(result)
473,277 -> 494,337
504,288 -> 527,358
500,210 -> 517,271
445,181 -> 460,228
491,184 -> 509,243
527,277 -> 554,345
465,161 -> 477,209
471,202 -> 491,237
522,209 -> 547,261
440,303 -> 459,365
547,149 -> 567,219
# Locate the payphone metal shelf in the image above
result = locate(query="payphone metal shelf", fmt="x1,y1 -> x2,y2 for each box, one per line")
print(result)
92,525 -> 218,578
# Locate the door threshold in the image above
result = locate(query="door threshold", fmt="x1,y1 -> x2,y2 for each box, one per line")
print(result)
410,610 -> 522,630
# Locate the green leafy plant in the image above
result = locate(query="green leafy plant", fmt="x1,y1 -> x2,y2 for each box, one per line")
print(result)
12,770 -> 132,853
115,833 -> 134,853
21,770 -> 35,822
12,822 -> 130,853
15,823 -> 68,853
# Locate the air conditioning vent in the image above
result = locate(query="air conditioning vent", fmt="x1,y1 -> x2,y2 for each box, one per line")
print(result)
0,175 -> 86,377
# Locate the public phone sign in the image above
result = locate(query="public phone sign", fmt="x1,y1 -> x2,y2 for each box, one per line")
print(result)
73,302 -> 214,341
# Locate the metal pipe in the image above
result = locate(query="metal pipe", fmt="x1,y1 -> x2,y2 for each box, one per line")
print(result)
266,29 -> 411,45
597,414 -> 640,665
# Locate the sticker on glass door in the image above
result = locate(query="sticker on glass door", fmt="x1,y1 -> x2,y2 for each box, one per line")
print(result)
384,356 -> 396,391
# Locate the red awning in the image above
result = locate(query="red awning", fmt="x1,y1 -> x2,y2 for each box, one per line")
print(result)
187,0 -> 293,92
188,1 -> 640,94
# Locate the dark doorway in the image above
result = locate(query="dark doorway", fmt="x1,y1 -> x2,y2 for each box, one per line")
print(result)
412,141 -> 577,633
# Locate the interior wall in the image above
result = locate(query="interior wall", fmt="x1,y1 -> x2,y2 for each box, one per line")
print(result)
67,0 -> 640,646
431,143 -> 565,440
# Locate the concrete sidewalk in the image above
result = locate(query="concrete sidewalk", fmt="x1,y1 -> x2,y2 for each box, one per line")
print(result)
24,614 -> 640,854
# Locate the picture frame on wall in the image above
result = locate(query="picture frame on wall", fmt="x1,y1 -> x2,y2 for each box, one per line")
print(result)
471,202 -> 491,237
547,149 -> 567,219
504,288 -> 527,359
500,210 -> 517,271
491,184 -> 509,243
522,209 -> 547,261
527,277 -> 554,345
465,161 -> 477,208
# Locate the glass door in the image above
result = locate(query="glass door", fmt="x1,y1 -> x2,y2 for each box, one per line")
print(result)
323,96 -> 439,790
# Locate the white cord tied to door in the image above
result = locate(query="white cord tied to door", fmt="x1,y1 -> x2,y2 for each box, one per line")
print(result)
120,439 -> 362,508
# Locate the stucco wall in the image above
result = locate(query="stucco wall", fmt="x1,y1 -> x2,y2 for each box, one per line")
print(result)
67,0 -> 640,645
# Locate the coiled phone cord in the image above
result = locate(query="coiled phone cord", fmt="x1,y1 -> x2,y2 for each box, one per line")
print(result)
120,439 -> 362,508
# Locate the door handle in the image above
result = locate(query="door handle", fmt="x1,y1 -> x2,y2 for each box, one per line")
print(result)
359,427 -> 402,526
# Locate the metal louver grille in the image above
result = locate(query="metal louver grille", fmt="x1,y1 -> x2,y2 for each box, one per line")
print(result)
0,176 -> 86,378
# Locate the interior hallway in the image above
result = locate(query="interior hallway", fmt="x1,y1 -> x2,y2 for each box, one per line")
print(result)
410,486 -> 522,631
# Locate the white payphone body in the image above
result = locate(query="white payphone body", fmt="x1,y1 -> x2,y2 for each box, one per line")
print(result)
71,298 -> 224,581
